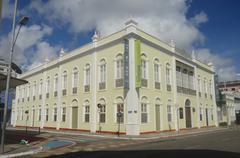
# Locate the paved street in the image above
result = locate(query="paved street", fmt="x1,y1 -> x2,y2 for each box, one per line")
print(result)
44,128 -> 240,158
2,127 -> 240,158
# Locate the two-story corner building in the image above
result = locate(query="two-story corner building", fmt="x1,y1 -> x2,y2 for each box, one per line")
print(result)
11,19 -> 218,135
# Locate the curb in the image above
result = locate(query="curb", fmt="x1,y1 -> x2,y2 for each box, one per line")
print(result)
7,127 -> 228,140
0,146 -> 43,158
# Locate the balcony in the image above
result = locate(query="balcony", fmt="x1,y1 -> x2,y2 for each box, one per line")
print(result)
167,84 -> 171,92
177,86 -> 196,96
72,87 -> 77,94
84,85 -> 90,92
141,79 -> 148,87
99,82 -> 106,90
115,79 -> 123,88
62,89 -> 67,96
155,82 -> 161,90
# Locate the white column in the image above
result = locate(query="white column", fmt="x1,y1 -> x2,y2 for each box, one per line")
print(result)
90,36 -> 97,133
211,74 -> 219,127
172,57 -> 178,131
40,70 -> 47,128
126,37 -> 140,135
57,65 -> 62,130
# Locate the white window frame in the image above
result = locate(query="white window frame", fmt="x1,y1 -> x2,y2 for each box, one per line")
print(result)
141,103 -> 148,123
62,107 -> 66,122
46,77 -> 50,94
166,63 -> 171,85
54,74 -> 58,92
62,71 -> 67,90
115,54 -> 123,80
84,64 -> 91,86
154,59 -> 161,83
72,68 -> 78,88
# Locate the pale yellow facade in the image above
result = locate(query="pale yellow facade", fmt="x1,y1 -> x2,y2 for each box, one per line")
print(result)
11,20 -> 218,135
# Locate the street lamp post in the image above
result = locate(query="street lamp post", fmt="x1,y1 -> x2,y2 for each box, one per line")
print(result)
0,0 -> 29,153
97,104 -> 102,134
25,110 -> 29,134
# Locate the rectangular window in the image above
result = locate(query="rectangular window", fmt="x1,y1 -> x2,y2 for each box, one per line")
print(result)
85,106 -> 90,122
154,64 -> 160,82
62,107 -> 66,122
33,82 -> 36,99
211,109 -> 214,121
54,76 -> 58,96
167,105 -> 172,122
116,103 -> 124,123
54,108 -> 57,122
63,74 -> 67,90
141,103 -> 148,123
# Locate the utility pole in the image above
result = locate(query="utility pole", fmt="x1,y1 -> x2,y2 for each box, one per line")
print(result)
1,0 -> 18,153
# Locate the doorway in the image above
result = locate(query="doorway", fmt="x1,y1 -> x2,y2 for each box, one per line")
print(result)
155,104 -> 161,131
72,107 -> 78,129
206,108 -> 209,126
32,109 -> 35,127
185,99 -> 192,128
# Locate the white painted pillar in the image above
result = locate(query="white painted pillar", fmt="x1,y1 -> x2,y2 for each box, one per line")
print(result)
211,74 -> 219,127
90,34 -> 98,133
57,64 -> 62,130
125,37 -> 140,136
172,57 -> 179,131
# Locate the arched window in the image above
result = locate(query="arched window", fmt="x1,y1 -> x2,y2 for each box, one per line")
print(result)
167,99 -> 172,122
98,98 -> 106,123
115,97 -> 124,123
141,96 -> 148,123
62,71 -> 67,96
53,103 -> 57,122
166,63 -> 171,91
62,102 -> 66,122
83,100 -> 90,123
154,58 -> 161,89
72,67 -> 78,94
46,77 -> 50,98
33,81 -> 36,100
54,74 -> 58,97
115,54 -> 123,87
84,64 -> 91,92
39,79 -> 43,100
141,54 -> 148,87
99,59 -> 106,90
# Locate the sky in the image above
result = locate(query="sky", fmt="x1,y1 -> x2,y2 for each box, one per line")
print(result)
0,0 -> 240,82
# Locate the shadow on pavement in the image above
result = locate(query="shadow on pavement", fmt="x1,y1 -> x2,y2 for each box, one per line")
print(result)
46,150 -> 240,158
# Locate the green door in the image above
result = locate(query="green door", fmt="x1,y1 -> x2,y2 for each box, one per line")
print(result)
72,107 -> 78,129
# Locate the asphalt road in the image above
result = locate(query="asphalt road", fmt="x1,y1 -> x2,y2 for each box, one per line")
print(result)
47,128 -> 240,158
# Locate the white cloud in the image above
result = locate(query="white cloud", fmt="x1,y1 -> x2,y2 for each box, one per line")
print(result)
190,11 -> 208,26
196,48 -> 237,81
2,0 -> 237,81
27,0 -> 205,49
0,24 -> 59,70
